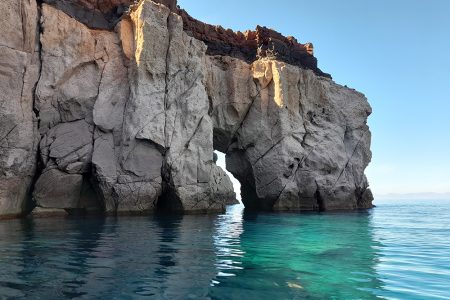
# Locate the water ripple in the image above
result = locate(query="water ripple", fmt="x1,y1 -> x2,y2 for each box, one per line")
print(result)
0,200 -> 449,299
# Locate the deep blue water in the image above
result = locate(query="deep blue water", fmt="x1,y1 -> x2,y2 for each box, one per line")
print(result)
0,199 -> 449,299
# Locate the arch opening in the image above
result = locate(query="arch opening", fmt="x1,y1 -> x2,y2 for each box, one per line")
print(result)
214,151 -> 242,205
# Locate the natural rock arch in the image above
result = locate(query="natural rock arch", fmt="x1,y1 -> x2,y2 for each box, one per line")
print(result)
207,58 -> 373,211
0,0 -> 372,218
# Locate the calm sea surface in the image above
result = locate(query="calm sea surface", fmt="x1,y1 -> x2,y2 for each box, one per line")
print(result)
0,199 -> 449,299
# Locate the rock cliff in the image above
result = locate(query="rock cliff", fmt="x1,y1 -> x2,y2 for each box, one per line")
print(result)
0,0 -> 40,218
0,0 -> 373,218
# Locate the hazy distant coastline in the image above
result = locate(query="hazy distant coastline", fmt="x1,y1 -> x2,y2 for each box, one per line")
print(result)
375,192 -> 450,200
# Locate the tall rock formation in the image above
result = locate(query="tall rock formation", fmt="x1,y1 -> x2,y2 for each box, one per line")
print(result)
206,58 -> 372,210
0,0 -> 40,218
0,0 -> 373,218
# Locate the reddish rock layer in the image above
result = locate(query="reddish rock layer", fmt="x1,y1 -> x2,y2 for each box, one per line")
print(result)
42,0 -> 330,77
179,9 -> 330,77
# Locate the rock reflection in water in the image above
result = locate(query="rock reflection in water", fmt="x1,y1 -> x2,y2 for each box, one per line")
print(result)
0,204 -> 385,299
213,204 -> 245,281
208,206 -> 383,299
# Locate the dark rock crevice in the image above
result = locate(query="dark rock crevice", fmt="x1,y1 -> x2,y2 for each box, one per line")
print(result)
156,174 -> 184,213
20,4 -> 42,217
162,12 -> 172,148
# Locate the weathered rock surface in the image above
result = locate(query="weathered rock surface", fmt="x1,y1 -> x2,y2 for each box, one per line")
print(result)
0,0 -> 40,217
40,0 -> 177,29
32,1 -> 236,214
33,168 -> 100,213
41,0 -> 328,77
206,57 -> 372,210
0,0 -> 372,218
126,1 -> 235,212
41,0 -> 131,29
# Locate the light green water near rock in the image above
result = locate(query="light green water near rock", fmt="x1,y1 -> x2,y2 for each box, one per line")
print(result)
0,199 -> 449,299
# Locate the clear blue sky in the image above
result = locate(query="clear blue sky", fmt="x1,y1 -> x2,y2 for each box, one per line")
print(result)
179,0 -> 450,196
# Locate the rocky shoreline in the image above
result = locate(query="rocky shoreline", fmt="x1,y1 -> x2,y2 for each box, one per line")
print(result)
0,0 -> 372,218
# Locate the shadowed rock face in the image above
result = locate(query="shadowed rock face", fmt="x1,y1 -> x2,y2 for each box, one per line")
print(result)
41,0 -> 329,77
39,0 -> 176,29
0,0 -> 372,218
40,0 -> 133,29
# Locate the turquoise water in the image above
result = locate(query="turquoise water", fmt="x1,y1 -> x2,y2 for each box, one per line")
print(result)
0,200 -> 449,299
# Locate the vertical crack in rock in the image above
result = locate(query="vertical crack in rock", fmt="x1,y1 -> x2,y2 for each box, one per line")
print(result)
297,78 -> 309,148
163,12 -> 172,148
27,0 -> 45,215
332,128 -> 369,190
184,116 -> 204,150
224,84 -> 263,153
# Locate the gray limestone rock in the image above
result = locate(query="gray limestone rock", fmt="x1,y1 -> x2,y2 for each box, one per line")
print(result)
33,168 -> 84,209
0,0 -> 40,218
0,0 -> 372,217
35,4 -> 129,133
33,168 -> 101,213
40,120 -> 94,173
207,58 -> 373,211
126,1 -> 236,212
